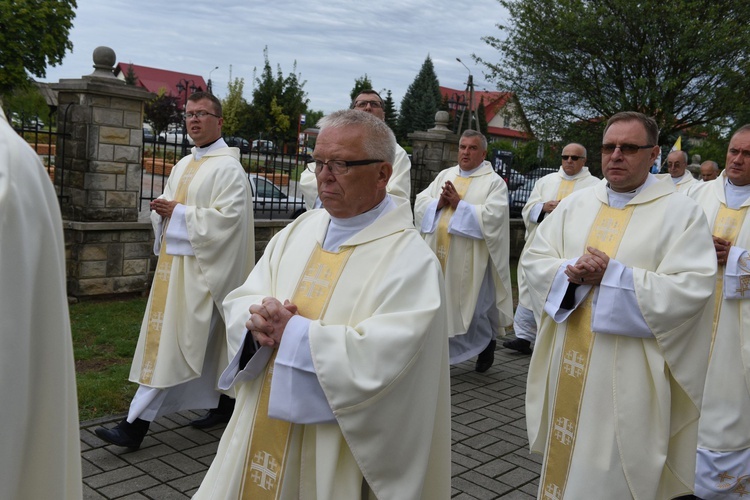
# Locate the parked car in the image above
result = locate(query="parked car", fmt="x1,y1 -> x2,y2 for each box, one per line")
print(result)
508,168 -> 560,218
249,174 -> 306,219
11,113 -> 45,130
142,124 -> 156,143
158,126 -> 195,145
251,139 -> 276,154
224,136 -> 251,153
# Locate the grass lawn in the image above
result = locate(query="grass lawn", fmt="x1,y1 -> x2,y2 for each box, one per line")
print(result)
69,295 -> 147,421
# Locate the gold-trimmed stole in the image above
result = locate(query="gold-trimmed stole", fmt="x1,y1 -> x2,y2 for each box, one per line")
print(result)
435,176 -> 472,272
540,203 -> 635,499
139,158 -> 205,384
709,205 -> 748,356
556,179 -> 576,201
238,244 -> 354,500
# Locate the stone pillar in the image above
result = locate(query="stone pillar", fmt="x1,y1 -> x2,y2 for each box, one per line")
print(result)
408,111 -> 460,196
52,47 -> 156,297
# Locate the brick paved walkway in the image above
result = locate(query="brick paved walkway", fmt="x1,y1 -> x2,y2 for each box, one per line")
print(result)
80,339 -> 540,499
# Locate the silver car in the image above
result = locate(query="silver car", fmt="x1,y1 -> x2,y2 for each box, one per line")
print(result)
248,174 -> 306,219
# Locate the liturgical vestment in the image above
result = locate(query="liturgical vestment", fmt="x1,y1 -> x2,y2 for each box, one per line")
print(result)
193,198 -> 451,500
688,172 -> 750,499
414,161 -> 514,363
0,110 -> 82,499
523,177 -> 716,499
129,146 -> 254,407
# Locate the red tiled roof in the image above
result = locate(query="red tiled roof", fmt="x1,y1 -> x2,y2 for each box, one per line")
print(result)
440,86 -> 512,121
114,63 -> 207,109
487,126 -> 533,140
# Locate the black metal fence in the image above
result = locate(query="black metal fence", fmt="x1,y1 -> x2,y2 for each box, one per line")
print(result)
140,133 -> 310,220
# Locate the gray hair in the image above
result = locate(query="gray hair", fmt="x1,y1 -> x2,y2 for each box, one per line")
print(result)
565,142 -> 587,158
701,160 -> 719,172
731,124 -> 750,141
461,129 -> 488,151
317,109 -> 396,164
668,150 -> 689,163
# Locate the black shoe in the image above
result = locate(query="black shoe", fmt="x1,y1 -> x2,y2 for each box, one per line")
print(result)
95,418 -> 149,449
502,337 -> 533,355
475,339 -> 497,373
190,410 -> 231,429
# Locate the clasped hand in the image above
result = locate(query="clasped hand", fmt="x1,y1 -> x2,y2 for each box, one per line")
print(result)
246,297 -> 298,348
564,246 -> 609,286
437,180 -> 460,210
713,236 -> 731,266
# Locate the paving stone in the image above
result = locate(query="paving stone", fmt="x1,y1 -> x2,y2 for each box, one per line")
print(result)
84,465 -> 143,489
142,484 -> 190,499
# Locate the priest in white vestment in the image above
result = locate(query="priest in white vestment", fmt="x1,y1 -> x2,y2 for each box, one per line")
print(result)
657,149 -> 697,192
523,112 -> 716,499
193,109 -> 451,500
0,110 -> 83,499
96,93 -> 254,449
414,129 -> 514,372
506,143 -> 599,355
687,125 -> 750,500
299,90 -> 411,210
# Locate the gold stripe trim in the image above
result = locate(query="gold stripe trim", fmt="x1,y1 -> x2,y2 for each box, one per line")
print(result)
239,244 -> 354,499
556,179 -> 576,200
540,203 -> 635,498
139,158 -> 205,384
435,176 -> 472,272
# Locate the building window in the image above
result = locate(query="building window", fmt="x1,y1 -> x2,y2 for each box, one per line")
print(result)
503,115 -> 511,128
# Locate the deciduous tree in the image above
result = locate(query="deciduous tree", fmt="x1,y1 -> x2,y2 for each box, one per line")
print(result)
350,75 -> 373,103
0,0 -> 77,98
478,0 -> 750,143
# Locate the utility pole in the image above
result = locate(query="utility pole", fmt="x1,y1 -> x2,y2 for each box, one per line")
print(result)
456,58 -> 476,134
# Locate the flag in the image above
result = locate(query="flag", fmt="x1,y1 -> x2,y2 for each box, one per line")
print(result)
671,136 -> 681,151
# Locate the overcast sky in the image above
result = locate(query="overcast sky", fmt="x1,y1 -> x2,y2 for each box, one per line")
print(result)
40,0 -> 511,114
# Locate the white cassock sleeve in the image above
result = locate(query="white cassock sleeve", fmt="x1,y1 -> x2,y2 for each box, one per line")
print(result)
448,200 -> 483,240
420,200 -> 440,234
268,315 -> 336,424
164,203 -> 194,256
544,259 -> 653,338
529,202 -> 544,224
724,245 -> 750,300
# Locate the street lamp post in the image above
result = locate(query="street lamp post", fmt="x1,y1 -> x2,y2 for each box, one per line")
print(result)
207,66 -> 219,95
456,58 -> 476,134
176,79 -> 197,155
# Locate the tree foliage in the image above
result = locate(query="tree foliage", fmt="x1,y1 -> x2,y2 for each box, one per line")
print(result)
478,0 -> 750,144
397,55 -> 443,141
350,75 -> 373,103
246,47 -> 309,149
0,0 -> 77,97
144,89 -> 179,137
124,64 -> 137,86
383,90 -> 399,131
222,77 -> 247,137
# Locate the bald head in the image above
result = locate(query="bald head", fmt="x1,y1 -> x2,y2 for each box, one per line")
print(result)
700,161 -> 719,181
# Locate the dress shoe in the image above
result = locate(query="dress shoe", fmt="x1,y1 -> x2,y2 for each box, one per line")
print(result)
475,339 -> 497,373
502,337 -> 533,355
95,418 -> 149,449
190,410 -> 231,429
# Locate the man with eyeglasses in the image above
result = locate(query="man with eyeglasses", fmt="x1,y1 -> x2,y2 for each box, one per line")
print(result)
414,130 -> 514,373
193,109 -> 450,499
504,143 -> 599,356
299,89 -> 411,210
658,149 -> 697,191
687,125 -> 750,500
522,111 -> 716,499
95,92 -> 254,449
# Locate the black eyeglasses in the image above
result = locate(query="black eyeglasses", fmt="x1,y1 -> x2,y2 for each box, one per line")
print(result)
185,111 -> 221,120
307,158 -> 384,175
353,100 -> 383,109
561,155 -> 583,161
601,143 -> 654,155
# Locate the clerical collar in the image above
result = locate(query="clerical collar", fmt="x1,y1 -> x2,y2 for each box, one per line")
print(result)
323,195 -> 396,252
192,137 -> 227,161
606,174 -> 657,209
560,167 -> 582,181
724,177 -> 750,209
671,172 -> 688,184
195,136 -> 222,149
458,162 -> 484,177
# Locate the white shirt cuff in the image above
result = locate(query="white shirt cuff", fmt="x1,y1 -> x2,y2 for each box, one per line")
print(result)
268,315 -> 336,424
592,260 -> 653,338
420,199 -> 440,234
529,202 -> 544,223
544,259 -> 593,323
164,204 -> 194,256
448,200 -> 483,240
